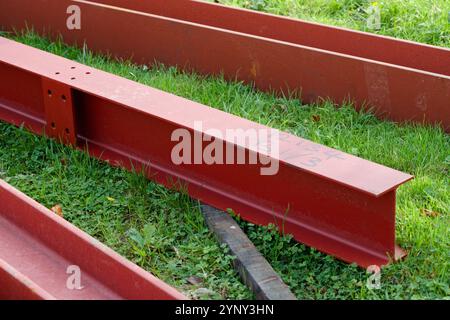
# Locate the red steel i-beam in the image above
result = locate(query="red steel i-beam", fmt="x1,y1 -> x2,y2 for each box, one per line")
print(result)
0,0 -> 448,130
0,37 -> 412,268
90,0 -> 450,76
0,179 -> 186,300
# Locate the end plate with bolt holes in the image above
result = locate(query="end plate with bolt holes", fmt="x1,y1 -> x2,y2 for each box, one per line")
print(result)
42,77 -> 77,145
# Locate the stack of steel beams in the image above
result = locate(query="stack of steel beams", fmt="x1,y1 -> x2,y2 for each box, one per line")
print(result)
0,0 -> 448,300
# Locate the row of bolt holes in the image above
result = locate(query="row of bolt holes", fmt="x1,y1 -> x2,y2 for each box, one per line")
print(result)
48,66 -> 92,100
47,90 -> 70,135
54,66 -> 91,80
48,67 -> 91,135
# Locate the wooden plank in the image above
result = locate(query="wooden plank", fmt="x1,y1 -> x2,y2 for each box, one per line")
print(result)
201,204 -> 297,300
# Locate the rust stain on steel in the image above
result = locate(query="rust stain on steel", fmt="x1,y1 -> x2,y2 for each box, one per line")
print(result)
0,37 -> 412,268
0,179 -> 186,300
364,64 -> 391,114
0,0 -> 447,130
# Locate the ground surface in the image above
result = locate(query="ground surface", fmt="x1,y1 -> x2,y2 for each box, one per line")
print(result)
0,0 -> 449,299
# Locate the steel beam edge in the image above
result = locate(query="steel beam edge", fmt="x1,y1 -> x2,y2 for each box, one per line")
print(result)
0,258 -> 56,300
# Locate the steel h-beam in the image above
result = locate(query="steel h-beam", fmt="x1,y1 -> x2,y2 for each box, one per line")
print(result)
0,0 -> 448,130
89,0 -> 450,76
0,37 -> 412,268
0,179 -> 185,299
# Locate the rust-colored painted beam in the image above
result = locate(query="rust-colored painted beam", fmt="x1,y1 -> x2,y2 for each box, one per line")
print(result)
0,37 -> 412,268
91,0 -> 450,76
0,0 -> 448,130
0,179 -> 186,300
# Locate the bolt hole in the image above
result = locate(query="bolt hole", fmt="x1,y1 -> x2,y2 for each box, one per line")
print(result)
47,89 -> 52,97
85,72 -> 91,75
61,95 -> 67,102
65,128 -> 70,134
70,77 -> 76,80
71,67 -> 76,69
51,122 -> 56,129
55,72 -> 60,75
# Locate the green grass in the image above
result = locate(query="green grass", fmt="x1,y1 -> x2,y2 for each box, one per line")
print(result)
0,19 -> 449,300
210,0 -> 450,48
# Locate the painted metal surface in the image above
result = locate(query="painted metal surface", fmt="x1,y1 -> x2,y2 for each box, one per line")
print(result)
91,0 -> 450,76
0,37 -> 412,268
0,179 -> 186,300
0,0 -> 448,130
42,77 -> 78,145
